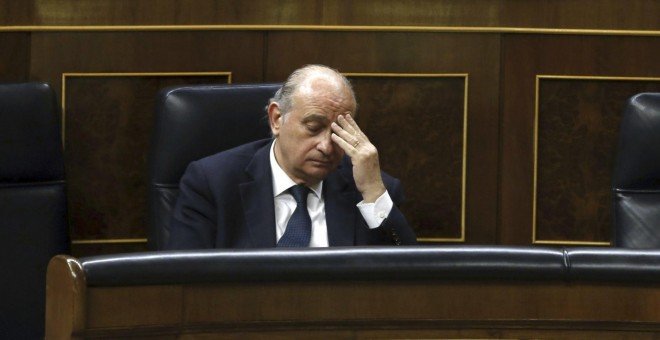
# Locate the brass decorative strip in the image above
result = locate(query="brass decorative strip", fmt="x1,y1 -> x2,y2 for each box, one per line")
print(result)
532,74 -> 660,246
61,71 -> 233,147
532,75 -> 541,245
538,75 -> 660,81
62,71 -> 233,78
417,237 -> 466,243
344,72 -> 468,78
1,25 -> 659,36
71,238 -> 147,245
533,240 -> 611,246
346,72 -> 468,243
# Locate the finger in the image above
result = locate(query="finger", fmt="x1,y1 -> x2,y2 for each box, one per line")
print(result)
331,133 -> 357,155
341,114 -> 368,143
344,114 -> 365,136
331,122 -> 359,145
336,114 -> 357,136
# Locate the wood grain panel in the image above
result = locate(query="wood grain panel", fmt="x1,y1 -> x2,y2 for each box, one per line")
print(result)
499,0 -> 660,30
20,0 -> 500,27
64,74 -> 229,241
500,34 -> 660,245
3,0 -> 658,30
87,286 -> 181,329
535,77 -> 660,243
182,281 -> 660,324
348,75 -> 466,240
0,33 -> 30,81
29,31 -> 264,94
266,31 -> 500,243
0,1 -> 31,25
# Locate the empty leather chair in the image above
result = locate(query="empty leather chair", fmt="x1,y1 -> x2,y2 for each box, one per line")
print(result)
0,83 -> 70,338
148,83 -> 280,250
612,93 -> 660,248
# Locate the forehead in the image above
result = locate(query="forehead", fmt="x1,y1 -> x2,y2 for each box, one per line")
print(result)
292,78 -> 355,119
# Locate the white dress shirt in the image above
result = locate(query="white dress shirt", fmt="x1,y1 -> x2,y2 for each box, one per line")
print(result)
270,139 -> 393,247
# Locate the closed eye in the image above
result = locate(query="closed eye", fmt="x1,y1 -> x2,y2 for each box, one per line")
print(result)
305,123 -> 324,134
302,114 -> 329,135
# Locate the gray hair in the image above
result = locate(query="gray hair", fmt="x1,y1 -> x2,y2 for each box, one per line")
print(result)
268,65 -> 356,118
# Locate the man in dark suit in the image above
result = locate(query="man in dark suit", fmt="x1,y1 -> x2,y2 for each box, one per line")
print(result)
166,65 -> 417,249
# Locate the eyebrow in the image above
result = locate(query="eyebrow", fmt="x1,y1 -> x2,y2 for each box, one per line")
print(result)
301,114 -> 330,124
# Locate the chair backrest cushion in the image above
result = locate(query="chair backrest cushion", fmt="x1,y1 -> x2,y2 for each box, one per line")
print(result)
0,83 -> 64,182
612,93 -> 660,248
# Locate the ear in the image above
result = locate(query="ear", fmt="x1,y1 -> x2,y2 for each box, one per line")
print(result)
267,102 -> 284,137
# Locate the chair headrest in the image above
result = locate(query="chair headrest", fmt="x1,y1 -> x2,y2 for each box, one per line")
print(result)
149,83 -> 280,185
0,82 -> 63,182
612,93 -> 660,190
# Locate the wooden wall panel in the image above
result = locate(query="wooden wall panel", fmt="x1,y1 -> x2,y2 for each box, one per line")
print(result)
16,0 -> 500,26
498,1 -> 660,30
348,75 -> 466,240
2,0 -> 658,29
29,31 -> 264,93
0,33 -> 30,82
500,34 -> 660,245
64,74 -> 230,241
0,1 -> 31,25
265,32 -> 500,243
535,78 -> 660,244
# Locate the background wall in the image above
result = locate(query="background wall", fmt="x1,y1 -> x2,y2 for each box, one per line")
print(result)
1,0 -> 658,256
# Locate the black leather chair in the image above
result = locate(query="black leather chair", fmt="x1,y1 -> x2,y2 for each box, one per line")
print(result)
612,93 -> 660,248
0,83 -> 70,338
148,83 -> 280,250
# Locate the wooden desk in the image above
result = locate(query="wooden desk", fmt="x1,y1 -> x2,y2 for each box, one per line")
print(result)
45,251 -> 660,339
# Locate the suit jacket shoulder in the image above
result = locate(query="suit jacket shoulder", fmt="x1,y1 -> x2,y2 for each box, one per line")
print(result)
166,139 -> 273,249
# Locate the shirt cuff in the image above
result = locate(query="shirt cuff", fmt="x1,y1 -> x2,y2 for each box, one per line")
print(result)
356,191 -> 394,229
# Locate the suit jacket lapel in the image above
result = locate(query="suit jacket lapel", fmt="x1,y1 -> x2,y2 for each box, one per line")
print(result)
325,158 -> 358,246
239,141 -> 277,247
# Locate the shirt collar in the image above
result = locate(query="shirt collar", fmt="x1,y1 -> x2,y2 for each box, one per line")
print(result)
269,139 -> 323,198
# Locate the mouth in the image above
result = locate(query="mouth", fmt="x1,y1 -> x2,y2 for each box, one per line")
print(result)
309,159 -> 333,167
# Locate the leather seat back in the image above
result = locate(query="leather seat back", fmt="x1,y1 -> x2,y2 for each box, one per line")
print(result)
612,93 -> 660,248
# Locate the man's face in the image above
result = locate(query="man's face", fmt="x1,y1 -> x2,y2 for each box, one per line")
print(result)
270,79 -> 355,186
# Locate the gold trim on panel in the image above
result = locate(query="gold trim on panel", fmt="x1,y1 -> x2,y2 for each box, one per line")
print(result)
344,73 -> 468,78
534,240 -> 610,246
532,75 -> 540,245
1,25 -> 659,36
532,74 -> 660,246
71,238 -> 148,245
345,72 -> 469,243
61,71 -> 232,147
538,75 -> 660,82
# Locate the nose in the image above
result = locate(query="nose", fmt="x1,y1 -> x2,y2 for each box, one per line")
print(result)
316,132 -> 335,156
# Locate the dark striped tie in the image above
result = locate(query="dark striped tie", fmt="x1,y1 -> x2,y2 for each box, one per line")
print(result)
277,184 -> 311,247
